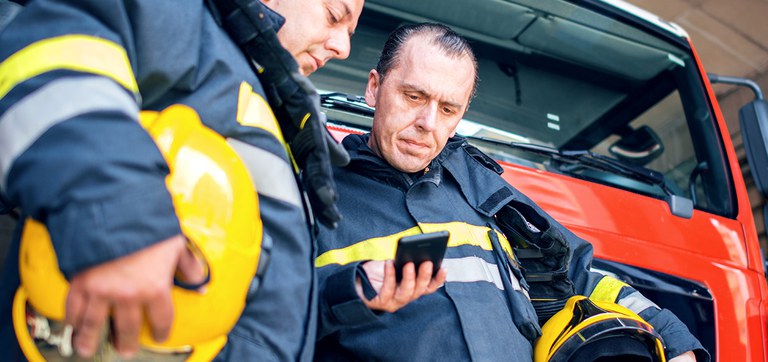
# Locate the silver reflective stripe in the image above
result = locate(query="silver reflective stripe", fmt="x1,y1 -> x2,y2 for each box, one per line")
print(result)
443,256 -> 521,291
0,76 -> 139,190
618,291 -> 659,314
227,138 -> 302,208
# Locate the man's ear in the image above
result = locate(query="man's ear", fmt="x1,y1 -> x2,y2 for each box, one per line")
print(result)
365,69 -> 380,108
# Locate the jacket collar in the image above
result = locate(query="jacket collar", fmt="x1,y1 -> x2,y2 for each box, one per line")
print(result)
260,1 -> 286,31
342,134 -> 454,187
341,133 -> 519,216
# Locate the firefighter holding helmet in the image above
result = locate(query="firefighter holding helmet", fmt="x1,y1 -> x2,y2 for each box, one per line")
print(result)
0,0 -> 363,360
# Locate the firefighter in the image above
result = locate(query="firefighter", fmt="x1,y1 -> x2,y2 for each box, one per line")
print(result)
314,23 -> 706,361
0,0 -> 363,360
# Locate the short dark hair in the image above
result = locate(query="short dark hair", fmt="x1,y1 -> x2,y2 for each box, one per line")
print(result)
375,23 -> 479,100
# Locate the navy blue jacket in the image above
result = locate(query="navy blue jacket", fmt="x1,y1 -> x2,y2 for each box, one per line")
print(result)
315,134 -> 706,361
0,1 -> 315,360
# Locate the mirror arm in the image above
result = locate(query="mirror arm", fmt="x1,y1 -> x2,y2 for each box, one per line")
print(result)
708,73 -> 764,100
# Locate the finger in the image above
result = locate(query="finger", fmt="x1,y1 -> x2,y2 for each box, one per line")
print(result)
145,287 -> 174,342
413,261 -> 434,296
65,287 -> 86,327
176,242 -> 207,292
73,296 -> 109,358
394,262 -> 417,301
376,260 -> 397,301
427,267 -> 448,293
111,303 -> 142,358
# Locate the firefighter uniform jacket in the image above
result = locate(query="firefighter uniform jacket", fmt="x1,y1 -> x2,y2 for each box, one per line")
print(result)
315,134 -> 706,361
0,1 -> 315,360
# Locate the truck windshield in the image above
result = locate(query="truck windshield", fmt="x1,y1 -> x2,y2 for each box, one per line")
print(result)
311,0 -> 734,217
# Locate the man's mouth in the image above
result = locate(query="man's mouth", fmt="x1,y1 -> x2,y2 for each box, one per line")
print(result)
401,139 -> 429,150
311,55 -> 325,71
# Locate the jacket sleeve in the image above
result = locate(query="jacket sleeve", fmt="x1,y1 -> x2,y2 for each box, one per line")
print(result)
316,260 -> 380,340
0,0 -> 180,278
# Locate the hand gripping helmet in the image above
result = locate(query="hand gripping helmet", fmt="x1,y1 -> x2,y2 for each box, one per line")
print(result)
534,295 -> 666,362
12,105 -> 265,361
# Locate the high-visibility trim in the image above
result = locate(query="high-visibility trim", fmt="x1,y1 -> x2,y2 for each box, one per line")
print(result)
235,82 -> 301,174
235,82 -> 287,147
0,34 -> 138,100
443,256 -> 519,291
315,222 -> 513,267
0,76 -> 139,190
299,113 -> 310,130
617,291 -> 659,314
588,275 -> 629,303
226,138 -> 302,208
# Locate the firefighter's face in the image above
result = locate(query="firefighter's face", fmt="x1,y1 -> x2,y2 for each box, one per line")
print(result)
365,35 -> 475,173
264,0 -> 364,76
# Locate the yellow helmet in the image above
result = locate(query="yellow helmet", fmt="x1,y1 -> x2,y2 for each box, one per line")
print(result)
535,295 -> 666,362
13,105 -> 264,361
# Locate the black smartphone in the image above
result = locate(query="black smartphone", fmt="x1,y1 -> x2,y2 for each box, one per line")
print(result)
394,231 -> 450,282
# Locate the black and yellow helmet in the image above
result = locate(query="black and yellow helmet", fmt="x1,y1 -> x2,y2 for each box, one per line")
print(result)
13,105 -> 265,361
535,295 -> 666,362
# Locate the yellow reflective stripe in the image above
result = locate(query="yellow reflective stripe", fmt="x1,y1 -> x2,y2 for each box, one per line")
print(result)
299,113 -> 310,129
236,82 -> 286,146
419,222 -> 514,257
235,82 -> 299,172
315,222 -> 514,267
0,35 -> 138,99
589,276 -> 629,303
316,227 -> 417,267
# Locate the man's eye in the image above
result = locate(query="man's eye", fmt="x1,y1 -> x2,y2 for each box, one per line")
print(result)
327,9 -> 340,24
443,107 -> 456,115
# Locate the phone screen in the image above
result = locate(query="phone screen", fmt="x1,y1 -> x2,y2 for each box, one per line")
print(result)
394,231 -> 450,282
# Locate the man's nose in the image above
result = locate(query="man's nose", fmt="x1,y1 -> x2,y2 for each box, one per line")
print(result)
326,28 -> 352,60
415,104 -> 438,132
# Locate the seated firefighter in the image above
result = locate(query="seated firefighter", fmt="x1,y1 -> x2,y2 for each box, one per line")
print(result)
313,22 -> 708,362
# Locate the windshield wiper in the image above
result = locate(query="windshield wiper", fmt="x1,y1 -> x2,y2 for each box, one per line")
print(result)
319,92 -> 374,116
463,136 -> 693,218
464,135 -> 666,189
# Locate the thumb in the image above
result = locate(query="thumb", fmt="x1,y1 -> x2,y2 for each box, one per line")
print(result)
174,239 -> 208,292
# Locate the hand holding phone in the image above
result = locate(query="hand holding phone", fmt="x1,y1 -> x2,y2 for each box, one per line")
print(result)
394,231 -> 450,282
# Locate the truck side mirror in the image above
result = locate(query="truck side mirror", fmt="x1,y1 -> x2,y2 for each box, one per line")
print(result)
740,99 -> 768,198
708,74 -> 768,198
